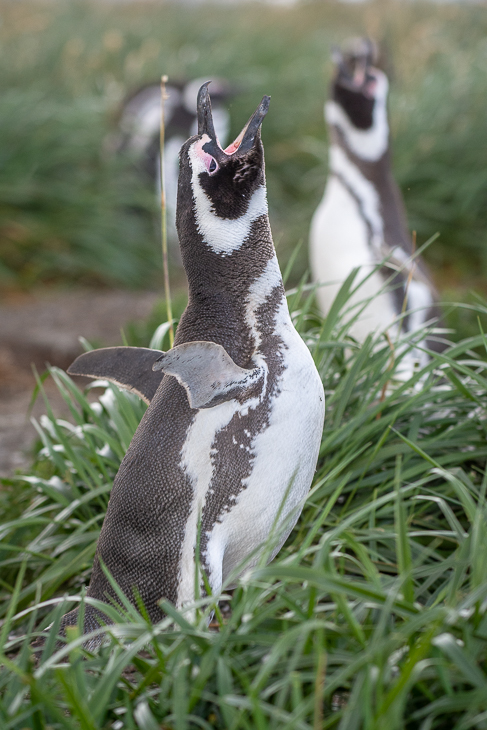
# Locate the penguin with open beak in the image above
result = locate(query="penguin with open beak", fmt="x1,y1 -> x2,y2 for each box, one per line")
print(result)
310,39 -> 444,372
58,84 -> 325,648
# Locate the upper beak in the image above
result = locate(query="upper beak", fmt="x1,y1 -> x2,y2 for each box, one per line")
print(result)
197,81 -> 217,140
332,47 -> 350,81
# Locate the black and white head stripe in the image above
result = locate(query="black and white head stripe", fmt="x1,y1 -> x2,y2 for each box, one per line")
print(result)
326,38 -> 389,161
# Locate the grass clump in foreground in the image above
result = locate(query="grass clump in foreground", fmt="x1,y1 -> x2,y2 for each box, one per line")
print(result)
1,278 -> 487,729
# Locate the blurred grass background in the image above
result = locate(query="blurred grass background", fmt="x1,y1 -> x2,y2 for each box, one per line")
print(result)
0,0 -> 486,319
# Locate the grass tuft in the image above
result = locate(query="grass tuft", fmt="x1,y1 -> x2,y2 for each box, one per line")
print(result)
1,279 -> 487,727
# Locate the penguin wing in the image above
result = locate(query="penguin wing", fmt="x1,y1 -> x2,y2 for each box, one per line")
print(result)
152,341 -> 265,410
67,347 -> 164,404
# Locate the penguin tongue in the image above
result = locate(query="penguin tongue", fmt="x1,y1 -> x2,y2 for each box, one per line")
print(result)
224,95 -> 271,155
224,130 -> 245,155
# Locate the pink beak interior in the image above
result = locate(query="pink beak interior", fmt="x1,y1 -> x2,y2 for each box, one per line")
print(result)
224,129 -> 245,155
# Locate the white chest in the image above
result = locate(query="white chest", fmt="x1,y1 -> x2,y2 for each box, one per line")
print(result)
310,164 -> 398,342
175,287 -> 325,608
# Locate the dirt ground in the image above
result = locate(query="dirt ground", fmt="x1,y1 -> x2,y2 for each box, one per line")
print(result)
0,289 -> 159,477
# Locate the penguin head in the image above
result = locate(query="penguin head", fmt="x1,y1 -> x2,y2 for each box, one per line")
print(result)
331,38 -> 388,130
326,38 -> 389,161
177,83 -> 270,232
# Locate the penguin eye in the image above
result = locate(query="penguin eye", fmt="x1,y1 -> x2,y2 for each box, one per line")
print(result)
208,158 -> 218,174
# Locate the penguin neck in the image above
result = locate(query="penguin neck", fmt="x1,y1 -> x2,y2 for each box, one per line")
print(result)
177,212 -> 286,365
325,98 -> 389,162
328,126 -> 411,254
184,211 -> 280,303
178,167 -> 281,301
328,122 -> 391,177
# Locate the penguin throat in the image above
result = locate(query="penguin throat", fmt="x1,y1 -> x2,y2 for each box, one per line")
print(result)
325,98 -> 389,162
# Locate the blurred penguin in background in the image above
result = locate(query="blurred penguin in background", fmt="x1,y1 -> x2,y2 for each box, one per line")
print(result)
116,77 -> 233,245
310,38 -> 443,372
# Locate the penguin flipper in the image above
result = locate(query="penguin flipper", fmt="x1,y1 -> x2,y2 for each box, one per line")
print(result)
152,341 -> 265,409
67,347 -> 165,404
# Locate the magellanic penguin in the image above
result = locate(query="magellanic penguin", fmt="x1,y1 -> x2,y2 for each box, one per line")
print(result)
309,39 -> 443,372
116,77 -> 233,245
59,84 -> 325,647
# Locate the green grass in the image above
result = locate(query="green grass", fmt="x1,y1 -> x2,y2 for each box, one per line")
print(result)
1,275 -> 487,728
1,0 -> 487,302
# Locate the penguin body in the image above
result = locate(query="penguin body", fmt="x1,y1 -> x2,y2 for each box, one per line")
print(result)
310,40 -> 442,369
61,85 -> 324,644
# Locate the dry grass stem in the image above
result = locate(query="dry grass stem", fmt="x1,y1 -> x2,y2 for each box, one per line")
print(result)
160,74 -> 174,349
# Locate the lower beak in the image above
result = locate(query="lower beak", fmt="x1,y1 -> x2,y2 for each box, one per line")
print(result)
225,95 -> 271,155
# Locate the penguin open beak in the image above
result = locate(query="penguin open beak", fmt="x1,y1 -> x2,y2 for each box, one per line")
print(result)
333,38 -> 377,92
197,81 -> 270,155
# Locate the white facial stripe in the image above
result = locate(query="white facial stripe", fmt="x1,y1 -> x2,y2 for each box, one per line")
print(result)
325,71 -> 389,161
188,142 -> 268,256
329,144 -> 383,248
